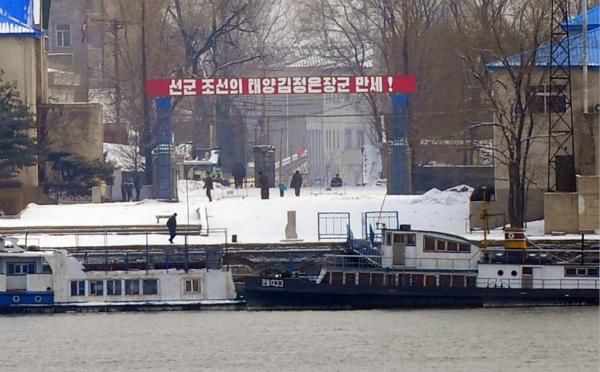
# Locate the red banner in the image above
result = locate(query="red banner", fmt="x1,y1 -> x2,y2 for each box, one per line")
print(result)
146,75 -> 416,97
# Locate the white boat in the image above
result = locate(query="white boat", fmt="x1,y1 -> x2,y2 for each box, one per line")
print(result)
0,236 -> 243,313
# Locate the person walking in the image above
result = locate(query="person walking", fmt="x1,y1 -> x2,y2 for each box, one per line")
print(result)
166,213 -> 177,244
204,172 -> 214,202
290,170 -> 303,197
258,171 -> 269,200
124,177 -> 134,201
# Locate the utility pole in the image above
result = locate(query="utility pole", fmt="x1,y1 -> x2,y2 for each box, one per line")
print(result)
111,20 -> 122,129
141,0 -> 152,184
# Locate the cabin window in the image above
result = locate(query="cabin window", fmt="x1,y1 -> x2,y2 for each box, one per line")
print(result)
447,242 -> 458,252
70,280 -> 85,296
185,279 -> 201,293
459,244 -> 470,253
386,233 -> 392,245
394,233 -> 416,245
565,267 -> 599,277
424,237 -> 436,251
435,240 -> 446,251
7,263 -> 35,275
124,279 -> 140,295
142,279 -> 158,295
106,280 -> 122,295
89,280 -> 104,296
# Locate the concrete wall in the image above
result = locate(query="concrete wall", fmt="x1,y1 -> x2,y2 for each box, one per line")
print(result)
39,103 -> 104,161
0,186 -> 55,216
577,175 -> 600,233
544,192 -> 579,234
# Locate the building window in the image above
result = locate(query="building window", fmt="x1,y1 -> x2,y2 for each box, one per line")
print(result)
7,263 -> 35,275
142,279 -> 158,295
526,85 -> 566,114
344,129 -> 352,150
89,280 -> 104,296
56,24 -> 71,48
70,280 -> 85,296
106,280 -> 122,295
124,279 -> 140,295
357,130 -> 364,147
184,279 -> 201,293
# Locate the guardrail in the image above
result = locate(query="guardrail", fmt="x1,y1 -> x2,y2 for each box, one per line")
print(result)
0,225 -> 202,235
477,277 -> 600,289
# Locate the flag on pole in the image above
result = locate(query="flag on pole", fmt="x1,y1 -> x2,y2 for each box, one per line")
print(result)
81,16 -> 88,43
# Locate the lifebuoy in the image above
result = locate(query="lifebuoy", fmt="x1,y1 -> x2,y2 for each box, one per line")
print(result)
12,295 -> 20,303
507,232 -> 515,239
34,295 -> 42,303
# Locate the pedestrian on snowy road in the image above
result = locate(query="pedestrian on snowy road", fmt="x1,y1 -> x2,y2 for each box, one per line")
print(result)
204,172 -> 214,202
290,170 -> 303,197
166,213 -> 177,243
258,171 -> 269,200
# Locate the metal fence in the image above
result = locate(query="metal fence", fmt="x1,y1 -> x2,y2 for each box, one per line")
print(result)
317,212 -> 350,240
362,211 -> 399,241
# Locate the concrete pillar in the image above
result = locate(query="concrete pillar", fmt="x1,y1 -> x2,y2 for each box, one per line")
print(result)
284,210 -> 301,241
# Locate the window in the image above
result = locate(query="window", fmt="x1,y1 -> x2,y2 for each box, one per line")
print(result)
344,129 -> 352,150
565,267 -> 599,277
106,280 -> 122,295
89,280 -> 104,296
424,236 -> 470,254
393,233 -> 416,245
357,130 -> 365,147
70,280 -> 85,296
185,279 -> 201,293
124,279 -> 140,295
526,85 -> 566,114
56,24 -> 71,48
424,237 -> 435,251
142,279 -> 158,295
7,263 -> 35,275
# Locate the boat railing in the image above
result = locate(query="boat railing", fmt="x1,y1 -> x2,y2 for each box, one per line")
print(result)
72,247 -> 225,272
403,257 -> 477,270
480,248 -> 600,265
477,277 -> 600,290
324,254 -> 383,270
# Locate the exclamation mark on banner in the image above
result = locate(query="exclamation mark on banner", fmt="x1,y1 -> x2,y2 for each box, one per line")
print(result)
388,76 -> 394,92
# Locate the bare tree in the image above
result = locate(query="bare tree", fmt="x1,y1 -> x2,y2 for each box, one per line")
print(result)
450,0 -> 551,227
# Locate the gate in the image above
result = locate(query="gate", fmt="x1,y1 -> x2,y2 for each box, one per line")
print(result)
318,212 -> 350,240
362,211 -> 399,241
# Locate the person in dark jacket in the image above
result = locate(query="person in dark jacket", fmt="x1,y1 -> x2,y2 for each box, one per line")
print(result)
166,213 -> 177,244
258,171 -> 269,199
330,173 -> 343,188
204,172 -> 214,202
232,162 -> 246,188
133,173 -> 142,201
290,170 -> 303,197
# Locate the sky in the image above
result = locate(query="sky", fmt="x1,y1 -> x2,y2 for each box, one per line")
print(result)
0,182 -> 594,249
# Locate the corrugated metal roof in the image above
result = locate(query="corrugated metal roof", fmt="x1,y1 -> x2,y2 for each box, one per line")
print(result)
565,5 -> 600,31
487,7 -> 600,70
0,0 -> 40,37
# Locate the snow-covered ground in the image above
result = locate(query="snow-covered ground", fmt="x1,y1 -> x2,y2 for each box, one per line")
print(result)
1,182 -> 596,248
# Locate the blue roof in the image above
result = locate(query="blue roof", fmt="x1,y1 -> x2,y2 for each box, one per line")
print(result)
487,6 -> 600,70
565,5 -> 600,31
0,0 -> 41,37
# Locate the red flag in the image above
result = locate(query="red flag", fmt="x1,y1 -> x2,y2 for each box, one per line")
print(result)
81,16 -> 88,43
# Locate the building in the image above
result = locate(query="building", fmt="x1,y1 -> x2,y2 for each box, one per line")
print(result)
477,6 -> 599,233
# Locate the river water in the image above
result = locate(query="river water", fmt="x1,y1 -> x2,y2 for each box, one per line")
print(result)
0,307 -> 597,371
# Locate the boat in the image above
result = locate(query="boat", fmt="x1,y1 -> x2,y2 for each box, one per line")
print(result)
0,236 -> 243,313
242,226 -> 599,309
